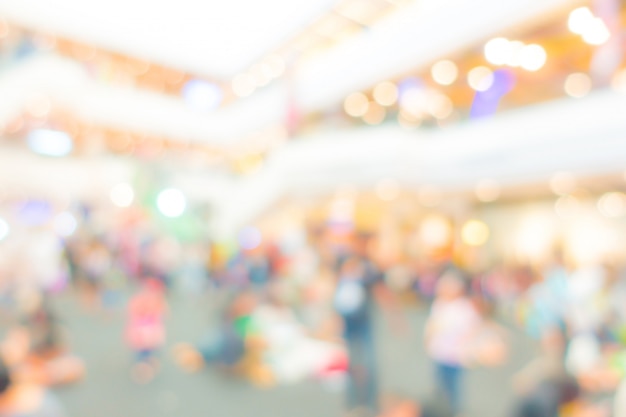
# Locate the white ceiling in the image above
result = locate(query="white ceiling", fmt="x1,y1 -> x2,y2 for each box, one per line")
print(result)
0,0 -> 336,78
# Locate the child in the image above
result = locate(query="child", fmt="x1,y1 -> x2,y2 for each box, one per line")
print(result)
126,279 -> 167,383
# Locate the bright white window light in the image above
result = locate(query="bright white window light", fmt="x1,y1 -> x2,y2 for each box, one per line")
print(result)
157,188 -> 186,218
27,129 -> 73,157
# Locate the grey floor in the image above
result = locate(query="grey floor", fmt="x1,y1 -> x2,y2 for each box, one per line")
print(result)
50,290 -> 537,417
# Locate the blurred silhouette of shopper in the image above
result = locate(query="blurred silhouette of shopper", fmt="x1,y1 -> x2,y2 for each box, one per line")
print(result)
334,255 -> 379,416
424,271 -> 480,416
333,243 -> 405,417
512,326 -> 580,417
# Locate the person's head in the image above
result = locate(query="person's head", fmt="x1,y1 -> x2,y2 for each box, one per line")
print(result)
436,271 -> 466,300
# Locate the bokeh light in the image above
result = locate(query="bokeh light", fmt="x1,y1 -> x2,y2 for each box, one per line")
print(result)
419,215 -> 452,248
399,88 -> 428,119
373,81 -> 398,106
362,102 -> 386,125
484,37 -> 511,66
468,67 -> 494,92
568,7 -> 611,45
568,7 -> 595,35
582,18 -> 611,45
504,40 -> 525,67
597,192 -> 626,218
344,92 -> 370,117
564,73 -> 592,98
461,219 -> 490,247
110,183 -> 135,208
431,60 -> 458,86
157,188 -> 186,218
519,44 -> 547,72
232,74 -> 256,97
427,93 -> 454,120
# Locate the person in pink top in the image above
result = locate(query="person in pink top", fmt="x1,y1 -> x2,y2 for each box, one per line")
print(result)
125,279 -> 167,383
424,271 -> 480,416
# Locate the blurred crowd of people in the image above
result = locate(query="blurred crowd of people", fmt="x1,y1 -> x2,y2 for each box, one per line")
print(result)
1,209 -> 626,417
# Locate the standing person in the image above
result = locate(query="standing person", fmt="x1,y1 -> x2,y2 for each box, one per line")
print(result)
333,238 -> 404,417
125,279 -> 167,383
424,271 -> 480,416
511,326 -> 581,417
334,255 -> 379,417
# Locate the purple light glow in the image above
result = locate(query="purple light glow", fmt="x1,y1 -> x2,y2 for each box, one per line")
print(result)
470,69 -> 516,119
